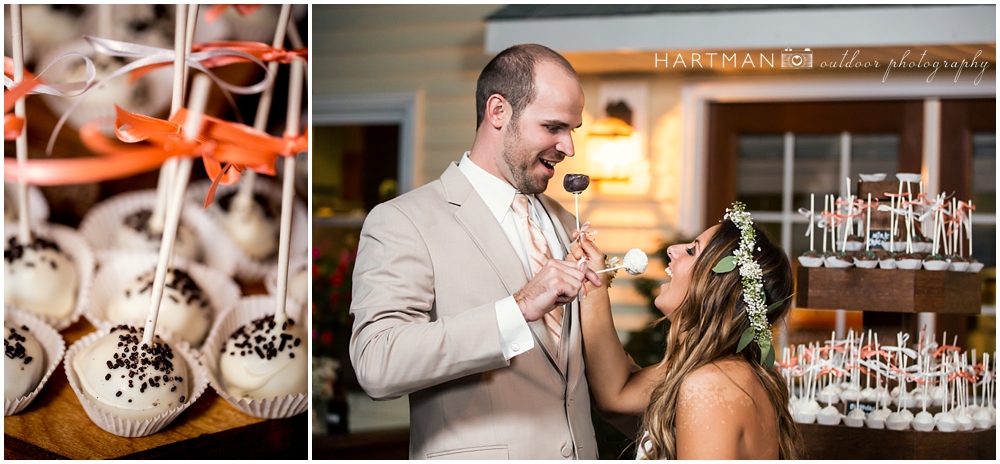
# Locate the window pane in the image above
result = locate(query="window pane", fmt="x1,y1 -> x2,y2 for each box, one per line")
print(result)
755,221 -> 783,248
792,135 -> 840,208
789,222 -> 813,258
972,132 -> 995,214
850,134 -> 899,181
737,135 -> 783,211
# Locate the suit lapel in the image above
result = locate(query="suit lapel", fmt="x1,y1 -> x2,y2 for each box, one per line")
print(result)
442,165 -> 564,371
537,194 -> 578,375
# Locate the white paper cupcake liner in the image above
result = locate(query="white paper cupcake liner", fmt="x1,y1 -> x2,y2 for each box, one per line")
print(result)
63,325 -> 209,438
78,189 -> 238,277
265,258 -> 309,308
4,306 -> 67,416
4,223 -> 94,331
200,295 -> 308,419
4,182 -> 49,226
84,251 -> 242,350
185,178 -> 308,283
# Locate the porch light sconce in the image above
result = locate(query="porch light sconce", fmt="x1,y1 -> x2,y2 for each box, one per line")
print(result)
586,100 -> 638,181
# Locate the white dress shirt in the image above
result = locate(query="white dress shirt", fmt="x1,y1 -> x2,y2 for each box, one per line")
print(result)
457,152 -> 566,360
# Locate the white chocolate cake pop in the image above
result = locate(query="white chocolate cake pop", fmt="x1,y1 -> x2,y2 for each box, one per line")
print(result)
622,248 -> 648,276
885,409 -> 912,430
4,236 -> 78,319
72,324 -> 190,420
866,406 -> 891,429
817,404 -> 841,425
217,192 -> 279,260
4,323 -> 45,400
912,410 -> 935,431
219,314 -> 306,401
600,248 -> 649,276
106,268 -> 213,347
844,406 -> 866,427
114,209 -> 201,261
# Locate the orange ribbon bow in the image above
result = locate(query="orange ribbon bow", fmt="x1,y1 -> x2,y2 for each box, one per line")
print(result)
205,4 -> 263,23
4,106 -> 307,206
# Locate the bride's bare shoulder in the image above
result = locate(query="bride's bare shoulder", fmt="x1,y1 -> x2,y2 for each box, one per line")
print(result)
677,359 -> 757,415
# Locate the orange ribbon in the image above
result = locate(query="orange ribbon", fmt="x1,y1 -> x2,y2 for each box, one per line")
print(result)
130,41 -> 307,82
204,4 -> 263,23
4,106 -> 307,204
4,57 -> 43,140
934,344 -> 961,358
113,106 -> 306,206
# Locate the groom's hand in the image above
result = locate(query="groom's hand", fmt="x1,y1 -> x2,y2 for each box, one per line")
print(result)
515,258 -> 600,322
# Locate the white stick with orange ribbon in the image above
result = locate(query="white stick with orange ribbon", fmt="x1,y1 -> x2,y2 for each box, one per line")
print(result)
142,74 -> 212,347
234,4 -> 293,210
150,4 -> 191,235
11,5 -> 31,245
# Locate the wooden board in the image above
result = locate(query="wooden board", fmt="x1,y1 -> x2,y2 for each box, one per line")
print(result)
798,422 -> 995,460
4,317 -> 307,459
796,267 -> 982,314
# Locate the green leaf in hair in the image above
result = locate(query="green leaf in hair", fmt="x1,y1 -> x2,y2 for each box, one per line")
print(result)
736,326 -> 755,353
762,342 -> 775,367
712,255 -> 737,274
766,293 -> 795,314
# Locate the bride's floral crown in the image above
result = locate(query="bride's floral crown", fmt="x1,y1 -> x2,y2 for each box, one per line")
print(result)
712,202 -> 791,367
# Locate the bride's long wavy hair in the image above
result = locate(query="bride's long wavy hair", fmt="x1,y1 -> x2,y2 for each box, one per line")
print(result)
640,220 -> 805,459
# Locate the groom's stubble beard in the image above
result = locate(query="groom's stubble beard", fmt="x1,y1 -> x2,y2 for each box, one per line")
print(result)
501,119 -> 548,195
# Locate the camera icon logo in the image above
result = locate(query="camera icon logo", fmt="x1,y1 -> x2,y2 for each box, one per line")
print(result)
781,48 -> 813,69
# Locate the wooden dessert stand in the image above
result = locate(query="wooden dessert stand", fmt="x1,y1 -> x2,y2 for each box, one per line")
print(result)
798,422 -> 995,460
795,266 -> 991,459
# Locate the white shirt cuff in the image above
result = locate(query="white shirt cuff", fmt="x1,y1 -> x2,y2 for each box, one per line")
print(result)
495,295 -> 535,360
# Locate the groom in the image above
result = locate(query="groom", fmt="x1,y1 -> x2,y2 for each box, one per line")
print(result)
350,44 -> 626,459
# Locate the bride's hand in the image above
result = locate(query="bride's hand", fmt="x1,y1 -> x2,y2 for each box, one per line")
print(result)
569,234 -> 606,277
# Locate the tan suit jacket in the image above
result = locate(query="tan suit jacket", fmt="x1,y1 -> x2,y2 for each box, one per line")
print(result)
350,162 -> 599,459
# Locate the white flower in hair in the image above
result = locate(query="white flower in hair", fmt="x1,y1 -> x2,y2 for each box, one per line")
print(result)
715,202 -> 790,366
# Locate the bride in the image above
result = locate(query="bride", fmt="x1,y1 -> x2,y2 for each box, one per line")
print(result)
572,203 -> 804,459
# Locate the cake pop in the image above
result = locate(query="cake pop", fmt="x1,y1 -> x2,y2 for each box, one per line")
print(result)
115,208 -> 202,261
599,248 -> 648,276
4,235 -> 79,320
106,267 -> 213,347
215,191 -> 279,260
4,323 -> 45,400
218,314 -> 307,401
72,324 -> 190,420
563,173 -> 589,240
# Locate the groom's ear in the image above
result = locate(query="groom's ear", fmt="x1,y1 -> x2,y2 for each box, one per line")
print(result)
485,94 -> 509,130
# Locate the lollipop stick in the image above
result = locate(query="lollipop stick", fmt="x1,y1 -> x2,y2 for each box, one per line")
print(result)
235,4 -> 294,209
274,57 -> 305,326
866,193 -> 872,252
810,193 -> 815,252
574,193 -> 580,238
150,4 -> 191,234
596,265 -> 623,274
11,5 -> 31,245
142,74 -> 211,347
181,4 -> 200,99
98,4 -> 113,39
969,200 -> 974,257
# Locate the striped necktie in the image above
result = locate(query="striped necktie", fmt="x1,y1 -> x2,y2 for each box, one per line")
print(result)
512,193 -> 563,346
